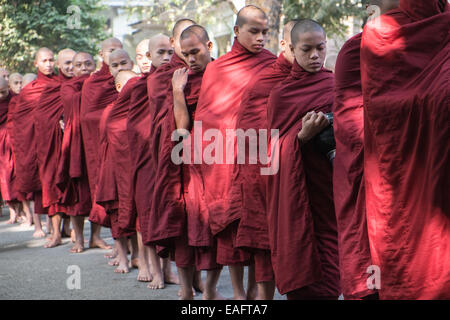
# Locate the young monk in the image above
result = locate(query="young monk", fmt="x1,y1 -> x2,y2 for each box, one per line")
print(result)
226,20 -> 297,300
135,39 -> 151,74
57,52 -> 97,253
360,0 -> 450,299
169,25 -> 226,300
192,5 -> 276,300
34,48 -> 76,248
80,38 -> 123,252
126,34 -> 174,286
8,73 -> 22,95
144,20 -> 197,291
0,68 -> 9,81
13,48 -> 57,238
266,19 -> 340,300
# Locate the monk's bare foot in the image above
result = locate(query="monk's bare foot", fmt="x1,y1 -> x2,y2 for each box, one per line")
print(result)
114,261 -> 129,274
137,269 -> 153,282
164,272 -> 180,285
194,279 -> 205,294
147,274 -> 165,290
89,238 -> 112,250
178,288 -> 196,297
70,242 -> 84,253
247,287 -> 258,300
20,219 -> 33,227
6,219 -> 16,224
33,229 -> 46,238
203,290 -> 225,300
44,237 -> 62,248
129,258 -> 139,269
108,258 -> 120,266
104,249 -> 117,259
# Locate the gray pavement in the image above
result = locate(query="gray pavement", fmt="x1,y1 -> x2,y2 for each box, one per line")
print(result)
0,207 -> 284,300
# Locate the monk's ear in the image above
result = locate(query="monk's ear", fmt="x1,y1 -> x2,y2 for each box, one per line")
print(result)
146,51 -> 151,60
289,43 -> 295,54
115,83 -> 121,92
233,25 -> 240,36
207,41 -> 213,52
170,37 -> 175,48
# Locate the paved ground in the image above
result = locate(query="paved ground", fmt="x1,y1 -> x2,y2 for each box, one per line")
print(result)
0,207 -> 284,300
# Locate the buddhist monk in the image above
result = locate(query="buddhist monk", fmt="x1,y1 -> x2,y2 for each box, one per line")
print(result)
332,0 -> 399,300
57,52 -> 97,253
169,24 -> 227,300
360,0 -> 450,299
80,38 -> 123,252
225,20 -> 297,300
22,73 -> 37,87
135,39 -> 151,74
192,6 -> 276,300
126,34 -> 173,286
8,73 -> 22,95
0,68 -> 9,81
144,20 -> 197,291
13,48 -> 57,238
266,19 -> 340,300
33,48 -> 76,248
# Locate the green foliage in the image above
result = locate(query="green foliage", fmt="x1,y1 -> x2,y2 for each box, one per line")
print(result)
0,0 -> 110,74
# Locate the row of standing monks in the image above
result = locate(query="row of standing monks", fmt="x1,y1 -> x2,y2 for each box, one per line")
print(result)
0,1 -> 449,300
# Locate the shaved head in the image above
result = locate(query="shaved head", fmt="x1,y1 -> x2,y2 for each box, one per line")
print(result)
114,70 -> 139,92
235,5 -> 267,27
100,37 -> 123,66
291,19 -> 325,47
148,34 -> 174,68
180,25 -> 210,43
0,77 -> 9,101
22,73 -> 37,88
280,20 -> 299,65
72,52 -> 96,77
108,49 -> 133,78
0,68 -> 9,81
136,39 -> 151,73
57,48 -> 76,78
9,73 -> 23,94
171,19 -> 196,59
34,47 -> 55,76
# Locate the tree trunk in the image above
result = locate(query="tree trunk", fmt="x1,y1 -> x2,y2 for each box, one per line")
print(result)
245,0 -> 283,54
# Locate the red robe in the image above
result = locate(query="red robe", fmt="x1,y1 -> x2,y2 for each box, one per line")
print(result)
360,1 -> 450,299
0,92 -> 19,202
125,66 -> 156,234
332,33 -> 375,300
35,71 -> 71,215
193,39 -> 276,253
230,53 -> 291,252
266,60 -> 340,297
143,54 -> 188,247
97,76 -> 139,239
57,75 -> 92,216
80,63 -> 117,228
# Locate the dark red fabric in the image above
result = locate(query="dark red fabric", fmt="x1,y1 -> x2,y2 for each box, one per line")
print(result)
97,76 -> 139,238
80,62 -> 117,228
229,53 -> 291,252
13,71 -> 58,194
125,66 -> 156,234
57,75 -> 92,216
332,33 -> 375,300
0,92 -> 19,201
253,249 -> 274,283
360,1 -> 450,299
266,60 -> 340,297
143,54 -> 187,247
193,39 -> 277,242
35,71 -> 71,215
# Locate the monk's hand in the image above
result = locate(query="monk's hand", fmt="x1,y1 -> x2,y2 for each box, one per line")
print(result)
172,68 -> 189,93
297,111 -> 330,144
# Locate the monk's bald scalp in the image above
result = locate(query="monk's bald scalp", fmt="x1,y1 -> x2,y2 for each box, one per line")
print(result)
136,39 -> 150,53
148,34 -> 170,52
57,48 -> 76,61
101,37 -> 122,50
283,19 -> 301,41
115,70 -> 138,85
291,19 -> 326,46
235,5 -> 268,27
34,47 -> 53,61
173,19 -> 196,38
0,76 -> 8,90
9,72 -> 22,80
23,73 -> 37,86
73,51 -> 95,63
180,25 -> 210,43
109,48 -> 131,61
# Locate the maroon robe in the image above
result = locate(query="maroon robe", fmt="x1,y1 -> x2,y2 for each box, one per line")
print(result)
35,71 -> 71,215
266,60 -> 340,297
0,92 -> 19,202
57,75 -> 92,216
125,66 -> 156,234
80,62 -> 117,228
143,54 -> 187,247
360,0 -> 450,299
